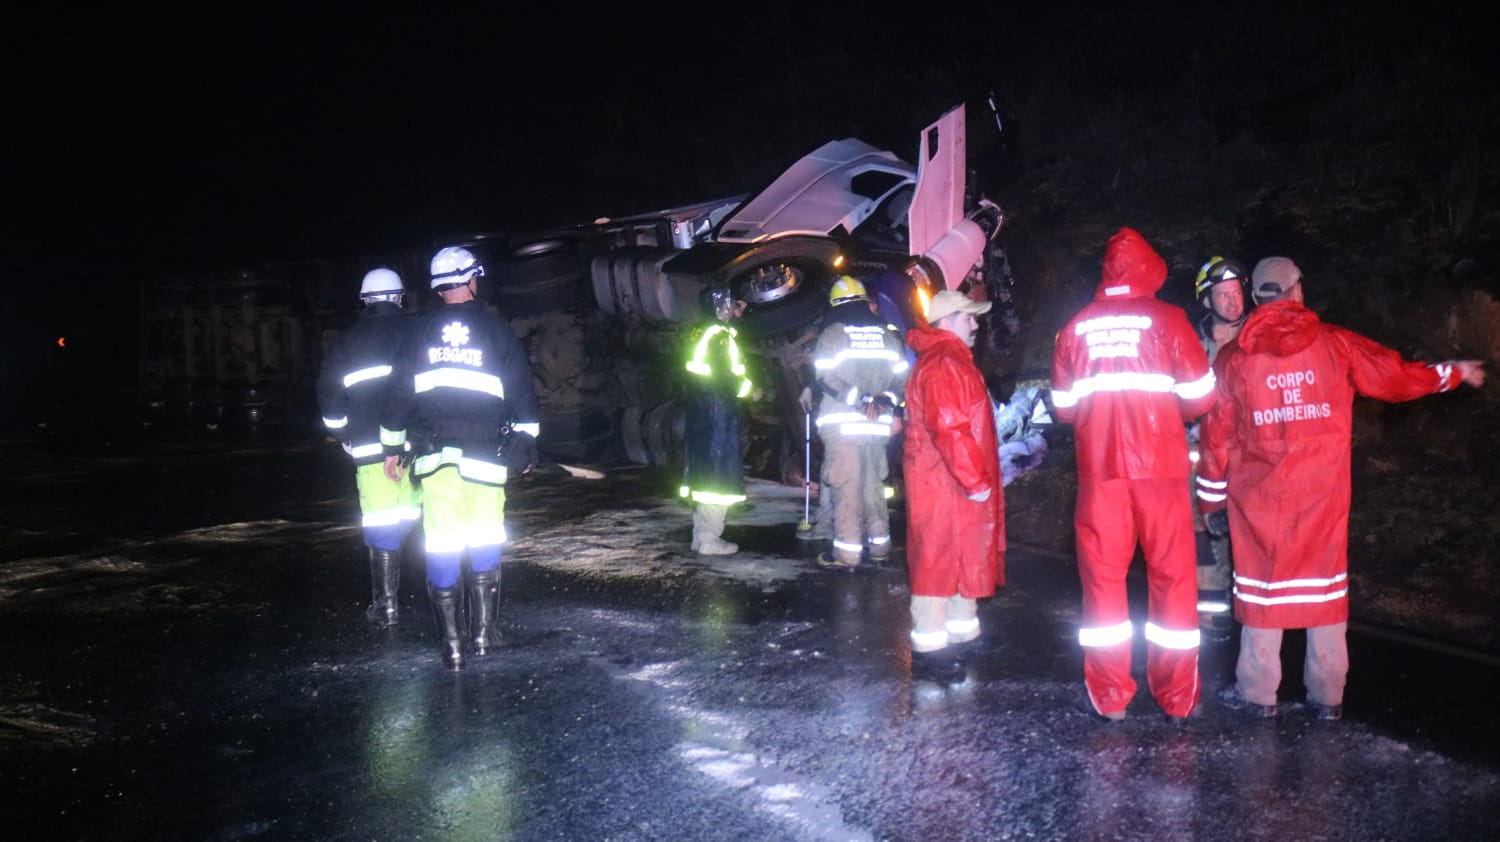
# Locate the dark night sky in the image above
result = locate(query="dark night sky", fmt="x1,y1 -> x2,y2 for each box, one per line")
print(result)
9,3 -> 1480,276
3,2 -> 1488,408
6,6 -> 1039,278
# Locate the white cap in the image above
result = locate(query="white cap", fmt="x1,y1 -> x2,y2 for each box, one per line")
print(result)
926,289 -> 992,323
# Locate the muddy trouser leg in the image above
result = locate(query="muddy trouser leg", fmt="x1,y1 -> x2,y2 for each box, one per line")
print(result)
1076,478 -> 1138,717
1137,478 -> 1202,718
1303,622 -> 1349,707
861,444 -> 891,560
824,440 -> 863,565
946,594 -> 980,645
694,504 -> 736,554
909,594 -> 950,652
1235,625 -> 1284,706
810,455 -> 834,537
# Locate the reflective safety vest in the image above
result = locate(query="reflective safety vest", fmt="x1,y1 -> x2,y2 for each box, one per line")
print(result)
685,323 -> 753,398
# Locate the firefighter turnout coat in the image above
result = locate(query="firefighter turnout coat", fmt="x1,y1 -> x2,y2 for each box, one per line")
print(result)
902,324 -> 1004,596
380,299 -> 540,487
317,301 -> 414,466
1196,300 -> 1466,629
814,303 -> 909,560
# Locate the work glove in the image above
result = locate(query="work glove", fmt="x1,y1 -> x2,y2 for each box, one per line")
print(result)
860,394 -> 896,421
967,487 -> 992,503
1203,509 -> 1230,538
498,427 -> 539,476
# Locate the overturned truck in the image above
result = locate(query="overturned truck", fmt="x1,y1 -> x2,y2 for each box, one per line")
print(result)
136,101 -> 1028,483
464,101 -> 1020,483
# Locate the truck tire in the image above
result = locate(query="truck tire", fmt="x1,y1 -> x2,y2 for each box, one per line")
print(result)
491,238 -> 586,317
735,282 -> 828,339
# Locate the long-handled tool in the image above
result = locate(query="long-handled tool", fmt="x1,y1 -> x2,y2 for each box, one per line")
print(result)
797,410 -> 813,534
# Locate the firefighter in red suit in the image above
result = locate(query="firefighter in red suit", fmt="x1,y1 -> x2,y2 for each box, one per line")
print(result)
902,290 -> 1005,676
1197,257 -> 1486,720
1050,227 -> 1217,721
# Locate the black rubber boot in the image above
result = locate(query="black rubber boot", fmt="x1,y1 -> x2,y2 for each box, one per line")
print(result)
467,567 -> 501,657
365,548 -> 401,627
427,581 -> 464,670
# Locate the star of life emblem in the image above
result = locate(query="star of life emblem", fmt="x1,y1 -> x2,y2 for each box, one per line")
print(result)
442,321 -> 470,346
428,320 -> 484,366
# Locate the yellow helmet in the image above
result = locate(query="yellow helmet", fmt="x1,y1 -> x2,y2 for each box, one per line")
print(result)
1194,256 -> 1247,300
828,275 -> 868,306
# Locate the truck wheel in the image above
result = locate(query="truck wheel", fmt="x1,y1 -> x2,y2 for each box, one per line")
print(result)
492,238 -> 586,316
735,282 -> 827,339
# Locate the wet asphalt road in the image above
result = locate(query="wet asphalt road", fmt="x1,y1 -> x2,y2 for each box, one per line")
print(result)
1,432 -> 1498,841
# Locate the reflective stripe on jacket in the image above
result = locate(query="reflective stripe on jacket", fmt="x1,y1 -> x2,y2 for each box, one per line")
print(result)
315,302 -> 415,467
380,299 -> 539,485
1197,300 -> 1459,628
902,325 -> 1004,597
1050,228 -> 1216,482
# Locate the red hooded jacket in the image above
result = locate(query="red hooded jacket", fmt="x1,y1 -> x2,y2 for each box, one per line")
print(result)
1050,228 -> 1216,481
902,324 -> 1005,597
1197,300 -> 1463,628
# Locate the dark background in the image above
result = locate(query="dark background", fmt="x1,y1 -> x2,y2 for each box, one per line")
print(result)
3,3 -> 1492,431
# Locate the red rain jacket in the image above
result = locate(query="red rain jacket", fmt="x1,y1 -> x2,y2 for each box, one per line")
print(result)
1050,228 -> 1216,481
1197,300 -> 1463,628
902,324 -> 1005,597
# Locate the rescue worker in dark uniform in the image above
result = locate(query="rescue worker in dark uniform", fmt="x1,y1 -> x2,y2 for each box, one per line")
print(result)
316,267 -> 421,627
812,275 -> 908,569
680,285 -> 754,555
380,246 -> 540,670
1187,256 -> 1251,640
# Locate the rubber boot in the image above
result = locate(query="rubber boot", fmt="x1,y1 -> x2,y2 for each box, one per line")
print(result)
467,567 -> 501,657
695,504 -> 738,555
427,581 -> 464,670
365,548 -> 401,627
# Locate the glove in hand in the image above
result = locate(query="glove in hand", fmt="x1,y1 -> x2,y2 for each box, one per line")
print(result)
498,429 -> 539,475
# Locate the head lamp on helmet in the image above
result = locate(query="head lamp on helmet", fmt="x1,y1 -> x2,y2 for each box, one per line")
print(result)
430,246 -> 485,290
828,275 -> 869,306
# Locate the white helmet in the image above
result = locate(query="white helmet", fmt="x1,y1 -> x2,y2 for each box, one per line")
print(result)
430,246 -> 484,290
359,268 -> 404,299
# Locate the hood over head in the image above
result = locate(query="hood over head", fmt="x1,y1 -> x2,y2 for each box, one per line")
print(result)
1237,300 -> 1322,356
1098,227 -> 1167,298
